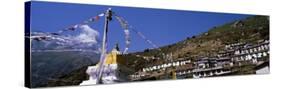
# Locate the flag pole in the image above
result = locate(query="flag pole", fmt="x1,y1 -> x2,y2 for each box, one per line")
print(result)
96,8 -> 112,84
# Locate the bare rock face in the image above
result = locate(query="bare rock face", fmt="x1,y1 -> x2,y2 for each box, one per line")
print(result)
231,20 -> 244,28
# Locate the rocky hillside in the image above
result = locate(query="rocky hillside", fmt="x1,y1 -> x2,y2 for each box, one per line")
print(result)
135,15 -> 269,60
31,51 -> 99,87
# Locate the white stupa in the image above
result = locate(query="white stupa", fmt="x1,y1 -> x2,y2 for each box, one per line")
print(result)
80,44 -> 121,85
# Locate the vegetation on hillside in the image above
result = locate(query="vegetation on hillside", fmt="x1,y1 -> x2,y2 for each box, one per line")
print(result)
134,15 -> 269,60
31,51 -> 99,87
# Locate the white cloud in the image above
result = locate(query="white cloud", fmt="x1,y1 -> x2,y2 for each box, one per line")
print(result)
31,25 -> 101,51
75,25 -> 99,46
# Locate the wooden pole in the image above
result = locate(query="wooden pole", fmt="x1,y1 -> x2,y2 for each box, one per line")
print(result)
96,8 -> 112,84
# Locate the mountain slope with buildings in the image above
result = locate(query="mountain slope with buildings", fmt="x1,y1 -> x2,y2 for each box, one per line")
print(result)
45,15 -> 269,86
122,15 -> 269,78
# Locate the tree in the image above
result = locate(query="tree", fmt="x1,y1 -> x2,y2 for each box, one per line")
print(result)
144,49 -> 150,52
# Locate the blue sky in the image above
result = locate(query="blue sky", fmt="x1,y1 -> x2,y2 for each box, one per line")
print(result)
30,1 -> 252,52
